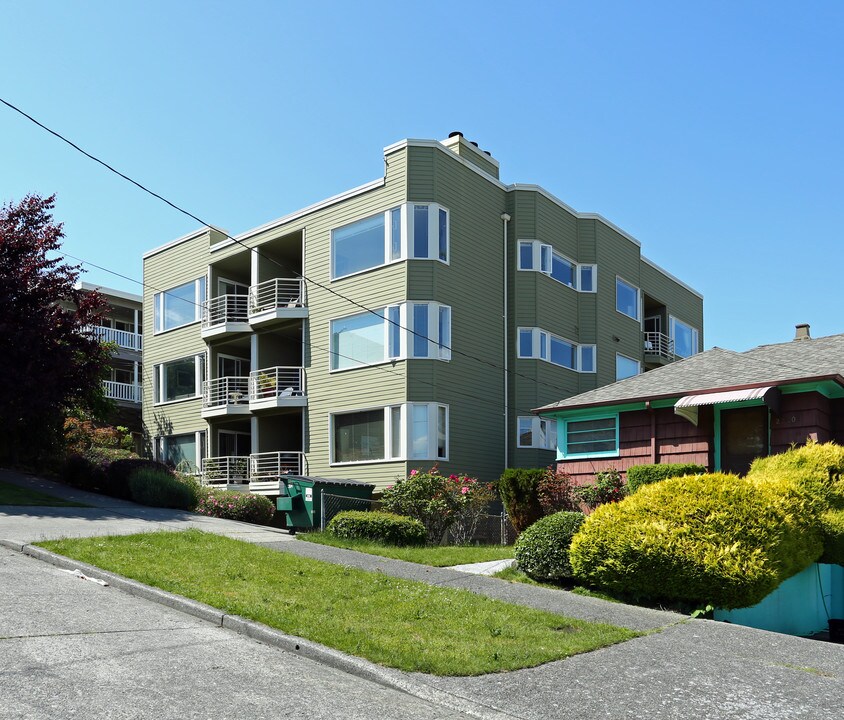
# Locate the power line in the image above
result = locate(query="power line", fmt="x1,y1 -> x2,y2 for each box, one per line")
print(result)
2,95 -> 577,398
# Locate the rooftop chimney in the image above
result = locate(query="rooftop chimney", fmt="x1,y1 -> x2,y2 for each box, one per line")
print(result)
794,323 -> 811,341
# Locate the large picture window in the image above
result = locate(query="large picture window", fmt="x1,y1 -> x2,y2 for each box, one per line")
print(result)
331,403 -> 448,464
154,354 -> 204,403
157,432 -> 205,473
670,316 -> 700,358
331,204 -> 449,279
330,303 -> 451,370
154,278 -> 205,333
562,416 -> 618,458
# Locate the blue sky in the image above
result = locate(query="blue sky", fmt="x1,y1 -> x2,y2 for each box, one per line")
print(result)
2,1 -> 842,351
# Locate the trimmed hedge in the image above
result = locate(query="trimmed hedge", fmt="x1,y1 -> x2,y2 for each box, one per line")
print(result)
819,508 -> 844,565
327,510 -> 426,546
107,459 -> 171,500
626,463 -> 706,494
514,511 -> 585,581
194,490 -> 275,525
128,468 -> 197,510
496,468 -> 545,535
569,472 -> 823,609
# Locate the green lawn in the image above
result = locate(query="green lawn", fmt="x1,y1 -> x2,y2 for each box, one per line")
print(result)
39,530 -> 636,675
494,565 -> 622,603
0,480 -> 88,507
299,531 -> 515,566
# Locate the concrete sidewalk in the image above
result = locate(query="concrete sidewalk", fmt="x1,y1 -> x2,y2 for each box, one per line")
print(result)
3,468 -> 844,718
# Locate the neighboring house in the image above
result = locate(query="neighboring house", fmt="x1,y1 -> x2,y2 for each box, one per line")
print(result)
536,324 -> 844,482
75,282 -> 144,431
142,132 -> 702,492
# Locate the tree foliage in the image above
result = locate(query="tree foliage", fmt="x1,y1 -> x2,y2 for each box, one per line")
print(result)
0,194 -> 112,466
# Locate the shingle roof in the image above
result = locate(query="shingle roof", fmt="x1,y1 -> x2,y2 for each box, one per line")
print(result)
535,333 -> 844,413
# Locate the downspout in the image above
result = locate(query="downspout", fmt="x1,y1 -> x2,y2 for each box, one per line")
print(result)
501,212 -> 511,471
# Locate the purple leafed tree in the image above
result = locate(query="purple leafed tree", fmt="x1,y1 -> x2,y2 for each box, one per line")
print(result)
0,194 -> 112,466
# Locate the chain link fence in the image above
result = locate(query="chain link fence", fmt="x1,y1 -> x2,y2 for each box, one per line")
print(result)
320,491 -> 514,545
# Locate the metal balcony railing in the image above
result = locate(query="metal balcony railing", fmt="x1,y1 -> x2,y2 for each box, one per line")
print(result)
201,456 -> 250,484
249,278 -> 305,316
90,325 -> 143,352
103,380 -> 141,403
644,331 -> 675,361
201,294 -> 249,329
249,451 -> 303,478
249,366 -> 305,401
202,377 -> 250,409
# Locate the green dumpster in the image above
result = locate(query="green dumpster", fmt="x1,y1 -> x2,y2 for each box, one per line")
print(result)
276,476 -> 375,532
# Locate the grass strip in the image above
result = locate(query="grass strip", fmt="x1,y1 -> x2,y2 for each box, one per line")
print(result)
300,531 -> 514,566
39,530 -> 636,675
0,480 -> 88,507
494,565 -> 622,603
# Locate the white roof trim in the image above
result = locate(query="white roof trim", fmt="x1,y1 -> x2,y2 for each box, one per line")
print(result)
75,280 -> 142,304
143,227 -> 210,260
642,256 -> 703,299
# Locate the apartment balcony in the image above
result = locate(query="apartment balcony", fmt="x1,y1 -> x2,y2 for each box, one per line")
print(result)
201,294 -> 251,339
249,451 -> 304,495
200,456 -> 250,491
248,278 -> 308,327
90,325 -> 143,353
201,377 -> 251,418
644,331 -> 675,367
248,366 -> 307,412
103,380 -> 141,405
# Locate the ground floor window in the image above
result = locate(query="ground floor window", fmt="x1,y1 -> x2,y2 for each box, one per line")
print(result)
561,415 -> 618,458
156,431 -> 205,473
331,403 -> 448,464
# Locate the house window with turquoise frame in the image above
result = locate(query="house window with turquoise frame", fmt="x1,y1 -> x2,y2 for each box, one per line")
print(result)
561,415 -> 619,458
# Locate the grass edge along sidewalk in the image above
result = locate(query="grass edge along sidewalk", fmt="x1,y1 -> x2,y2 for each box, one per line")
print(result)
39,529 -> 637,676
0,479 -> 89,507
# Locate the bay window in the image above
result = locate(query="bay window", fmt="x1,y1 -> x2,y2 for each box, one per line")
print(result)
331,203 -> 449,279
518,416 -> 557,450
331,403 -> 449,464
518,242 -> 596,292
517,327 -> 595,373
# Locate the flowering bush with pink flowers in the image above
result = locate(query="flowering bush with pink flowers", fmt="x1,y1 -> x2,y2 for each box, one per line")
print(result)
381,466 -> 495,544
194,489 -> 275,525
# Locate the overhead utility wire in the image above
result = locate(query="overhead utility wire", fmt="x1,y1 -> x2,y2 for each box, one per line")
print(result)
60,251 -> 544,418
1,95 -> 574,398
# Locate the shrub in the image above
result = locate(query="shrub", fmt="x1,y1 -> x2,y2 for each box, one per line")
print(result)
496,468 -> 545,535
819,508 -> 844,565
327,510 -> 426,546
380,468 -> 463,544
536,467 -> 579,515
106,459 -> 170,500
128,468 -> 197,510
575,467 -> 627,510
626,463 -> 705,494
448,477 -> 497,546
569,472 -> 823,609
61,453 -> 103,492
514,511 -> 586,581
195,490 -> 275,525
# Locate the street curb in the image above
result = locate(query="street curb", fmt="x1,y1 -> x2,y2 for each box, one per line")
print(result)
0,538 -> 515,720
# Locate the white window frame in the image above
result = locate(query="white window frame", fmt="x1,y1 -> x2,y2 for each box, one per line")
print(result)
153,353 -> 205,405
516,327 -> 596,373
330,302 -> 451,371
616,276 -> 641,321
155,431 -> 205,473
577,264 -> 597,293
669,315 -> 700,358
330,403 -> 449,465
519,242 -> 597,292
517,416 -> 557,450
331,203 -> 450,280
616,353 -> 642,381
518,240 -> 552,273
153,278 -> 205,334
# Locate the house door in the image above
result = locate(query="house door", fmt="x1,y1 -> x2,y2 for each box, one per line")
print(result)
720,406 -> 768,475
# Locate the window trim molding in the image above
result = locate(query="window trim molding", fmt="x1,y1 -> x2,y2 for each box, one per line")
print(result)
615,275 -> 641,322
560,413 -> 620,460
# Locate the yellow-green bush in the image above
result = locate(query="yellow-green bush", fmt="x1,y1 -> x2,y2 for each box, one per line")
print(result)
819,508 -> 844,565
569,472 -> 823,609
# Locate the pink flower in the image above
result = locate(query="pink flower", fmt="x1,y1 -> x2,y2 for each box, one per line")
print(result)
461,487 -> 469,494
410,469 -> 418,476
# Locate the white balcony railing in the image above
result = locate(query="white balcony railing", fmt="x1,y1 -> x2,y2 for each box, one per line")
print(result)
103,380 -> 141,403
644,332 -> 675,361
202,294 -> 249,329
202,377 -> 250,409
249,278 -> 305,316
249,451 -> 303,478
201,456 -> 250,484
90,325 -> 143,352
249,366 -> 305,401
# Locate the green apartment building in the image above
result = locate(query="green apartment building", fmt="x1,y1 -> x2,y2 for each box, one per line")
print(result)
142,133 -> 703,492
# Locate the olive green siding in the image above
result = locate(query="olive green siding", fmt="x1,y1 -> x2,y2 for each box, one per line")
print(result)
142,136 -> 703,490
